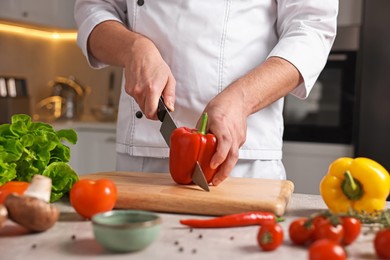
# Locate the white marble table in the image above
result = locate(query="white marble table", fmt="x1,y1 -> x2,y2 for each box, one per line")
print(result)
0,194 -> 386,260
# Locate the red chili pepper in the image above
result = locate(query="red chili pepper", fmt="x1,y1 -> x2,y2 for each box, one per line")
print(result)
179,212 -> 279,228
169,113 -> 218,184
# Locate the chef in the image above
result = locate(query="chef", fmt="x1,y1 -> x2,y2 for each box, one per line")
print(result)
74,0 -> 338,185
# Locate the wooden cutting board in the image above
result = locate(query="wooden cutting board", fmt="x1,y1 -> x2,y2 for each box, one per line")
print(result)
80,172 -> 294,216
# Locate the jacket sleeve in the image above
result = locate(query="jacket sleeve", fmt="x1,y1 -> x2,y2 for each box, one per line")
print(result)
268,0 -> 338,99
74,0 -> 128,69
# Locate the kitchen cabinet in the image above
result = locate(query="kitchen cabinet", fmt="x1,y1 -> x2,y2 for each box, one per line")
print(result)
0,0 -> 76,29
69,128 -> 117,175
282,141 -> 354,195
54,122 -> 117,175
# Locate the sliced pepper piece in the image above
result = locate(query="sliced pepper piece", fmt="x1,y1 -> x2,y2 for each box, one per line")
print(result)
320,157 -> 390,213
169,113 -> 218,184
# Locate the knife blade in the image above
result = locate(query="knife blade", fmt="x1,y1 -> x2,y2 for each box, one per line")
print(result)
157,97 -> 178,147
192,161 -> 210,192
157,97 -> 210,192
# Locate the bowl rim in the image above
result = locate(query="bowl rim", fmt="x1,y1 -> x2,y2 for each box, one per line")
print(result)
92,210 -> 162,229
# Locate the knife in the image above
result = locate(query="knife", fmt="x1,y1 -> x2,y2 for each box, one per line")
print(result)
157,97 -> 210,192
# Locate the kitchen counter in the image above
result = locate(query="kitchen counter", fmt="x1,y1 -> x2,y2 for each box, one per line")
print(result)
0,194 -> 386,260
51,120 -> 117,132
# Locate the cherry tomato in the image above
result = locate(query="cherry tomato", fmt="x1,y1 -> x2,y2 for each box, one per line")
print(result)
374,228 -> 390,259
313,218 -> 344,244
0,181 -> 29,204
70,179 -> 117,219
312,215 -> 328,229
257,223 -> 284,251
308,239 -> 346,260
340,216 -> 361,246
289,218 -> 315,245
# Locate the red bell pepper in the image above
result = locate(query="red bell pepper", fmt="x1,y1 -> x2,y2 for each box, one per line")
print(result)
169,113 -> 218,184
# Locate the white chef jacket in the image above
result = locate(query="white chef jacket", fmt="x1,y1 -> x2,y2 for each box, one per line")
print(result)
75,0 -> 337,161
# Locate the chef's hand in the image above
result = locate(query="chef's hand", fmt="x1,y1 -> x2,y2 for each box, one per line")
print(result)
123,37 -> 176,119
87,20 -> 175,119
201,87 -> 249,186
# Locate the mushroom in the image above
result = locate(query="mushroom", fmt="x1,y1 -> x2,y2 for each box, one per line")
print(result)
4,175 -> 59,232
0,204 -> 7,228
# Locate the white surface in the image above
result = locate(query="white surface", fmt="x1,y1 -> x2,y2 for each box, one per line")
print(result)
0,0 -> 76,29
283,141 -> 354,195
54,121 -> 117,175
0,194 -> 386,260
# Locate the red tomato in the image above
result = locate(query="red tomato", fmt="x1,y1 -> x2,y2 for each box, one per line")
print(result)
70,179 -> 117,219
289,218 -> 315,245
374,228 -> 390,259
0,181 -> 29,204
308,239 -> 346,260
257,223 -> 284,251
313,218 -> 344,244
312,215 -> 328,229
340,216 -> 361,246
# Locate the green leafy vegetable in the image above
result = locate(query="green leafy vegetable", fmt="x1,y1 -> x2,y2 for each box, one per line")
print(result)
43,162 -> 78,202
0,114 -> 79,202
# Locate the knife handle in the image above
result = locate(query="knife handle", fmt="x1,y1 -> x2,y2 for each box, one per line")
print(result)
157,96 -> 168,122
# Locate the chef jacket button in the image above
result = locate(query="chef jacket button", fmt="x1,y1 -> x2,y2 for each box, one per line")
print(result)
137,0 -> 144,6
135,111 -> 143,119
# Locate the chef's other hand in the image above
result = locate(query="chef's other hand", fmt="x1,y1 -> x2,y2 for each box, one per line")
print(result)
200,88 -> 248,186
123,37 -> 176,119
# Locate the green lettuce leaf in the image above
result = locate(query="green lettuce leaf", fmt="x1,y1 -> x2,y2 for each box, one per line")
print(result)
0,114 -> 79,201
42,162 -> 79,202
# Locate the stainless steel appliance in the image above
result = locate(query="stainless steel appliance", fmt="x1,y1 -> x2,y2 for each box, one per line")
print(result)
49,76 -> 87,119
283,51 -> 357,144
281,25 -> 360,195
0,77 -> 30,124
36,76 -> 90,121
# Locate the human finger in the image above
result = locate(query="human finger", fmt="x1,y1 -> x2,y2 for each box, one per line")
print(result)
211,146 -> 239,186
162,73 -> 176,112
209,128 -> 232,170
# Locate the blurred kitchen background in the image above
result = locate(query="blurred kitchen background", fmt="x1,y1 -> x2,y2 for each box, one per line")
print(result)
0,0 -> 122,123
1,0 -> 389,195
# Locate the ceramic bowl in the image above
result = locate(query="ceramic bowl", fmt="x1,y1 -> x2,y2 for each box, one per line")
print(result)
92,210 -> 161,252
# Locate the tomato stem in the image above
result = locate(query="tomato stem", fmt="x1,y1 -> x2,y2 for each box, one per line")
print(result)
199,112 -> 208,135
261,232 -> 273,244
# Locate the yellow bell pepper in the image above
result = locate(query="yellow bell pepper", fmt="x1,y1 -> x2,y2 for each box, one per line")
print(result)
320,157 -> 390,213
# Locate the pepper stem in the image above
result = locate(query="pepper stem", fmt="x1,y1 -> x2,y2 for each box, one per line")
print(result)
342,171 -> 363,201
345,170 -> 357,191
199,112 -> 208,135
